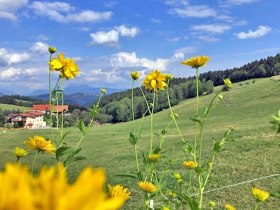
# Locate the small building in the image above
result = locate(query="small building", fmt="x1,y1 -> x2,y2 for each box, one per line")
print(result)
10,111 -> 46,129
32,104 -> 69,115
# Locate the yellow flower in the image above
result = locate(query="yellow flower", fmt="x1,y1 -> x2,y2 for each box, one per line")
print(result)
14,147 -> 28,158
149,154 -> 160,162
138,181 -> 157,193
183,161 -> 198,169
223,78 -> 232,88
162,206 -> 170,210
252,187 -> 269,202
0,163 -> 125,210
25,135 -> 56,154
131,71 -> 140,80
108,184 -> 131,201
50,53 -> 79,80
143,70 -> 167,91
224,204 -> 236,210
181,56 -> 210,68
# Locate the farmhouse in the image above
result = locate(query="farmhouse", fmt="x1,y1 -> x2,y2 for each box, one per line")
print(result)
9,111 -> 46,129
32,104 -> 69,114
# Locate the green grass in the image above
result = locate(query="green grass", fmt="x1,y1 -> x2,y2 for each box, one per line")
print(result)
0,103 -> 31,111
0,77 -> 280,209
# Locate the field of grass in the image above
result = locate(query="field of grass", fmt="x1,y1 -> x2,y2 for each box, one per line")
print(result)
0,103 -> 31,111
0,77 -> 280,209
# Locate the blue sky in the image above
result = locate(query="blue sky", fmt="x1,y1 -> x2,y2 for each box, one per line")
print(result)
0,0 -> 279,94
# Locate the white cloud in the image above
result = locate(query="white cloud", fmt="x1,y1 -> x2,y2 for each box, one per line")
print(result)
167,36 -> 181,42
220,0 -> 259,7
236,25 -> 271,39
170,5 -> 216,18
104,1 -> 118,8
192,24 -> 231,34
0,67 -> 39,80
111,52 -> 169,70
175,46 -> 197,54
30,1 -> 112,23
116,25 -> 140,37
90,30 -> 119,44
0,0 -> 28,21
90,25 -> 140,45
150,18 -> 162,24
30,42 -> 49,55
86,68 -> 122,82
197,35 -> 219,42
0,48 -> 30,66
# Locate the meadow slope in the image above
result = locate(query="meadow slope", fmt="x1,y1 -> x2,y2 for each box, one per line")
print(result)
0,77 -> 280,209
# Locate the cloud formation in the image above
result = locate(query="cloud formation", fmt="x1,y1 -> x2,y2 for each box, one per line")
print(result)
192,24 -> 231,34
0,0 -> 28,21
30,42 -> 49,55
236,25 -> 271,39
0,48 -> 30,66
220,0 -> 259,7
30,1 -> 112,23
90,25 -> 140,45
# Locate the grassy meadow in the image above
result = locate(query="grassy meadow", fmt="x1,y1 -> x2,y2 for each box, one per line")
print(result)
1,77 -> 280,209
0,103 -> 31,111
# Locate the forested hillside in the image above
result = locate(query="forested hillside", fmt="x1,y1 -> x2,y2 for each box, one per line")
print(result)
95,53 -> 280,123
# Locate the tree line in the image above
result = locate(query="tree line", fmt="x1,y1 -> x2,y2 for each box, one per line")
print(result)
94,53 -> 280,123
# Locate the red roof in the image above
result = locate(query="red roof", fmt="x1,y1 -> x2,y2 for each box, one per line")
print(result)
33,104 -> 69,112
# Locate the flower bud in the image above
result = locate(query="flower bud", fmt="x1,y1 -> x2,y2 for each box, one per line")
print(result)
101,89 -> 107,94
48,46 -> 57,54
130,71 -> 140,80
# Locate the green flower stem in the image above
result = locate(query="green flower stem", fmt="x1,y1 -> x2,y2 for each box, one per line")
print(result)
31,150 -> 39,174
48,54 -> 54,140
194,67 -> 200,163
60,79 -> 64,140
140,87 -> 152,115
16,157 -> 19,163
166,83 -> 186,143
131,80 -> 140,172
159,119 -> 172,148
149,90 -> 156,155
74,93 -> 103,150
254,202 -> 260,210
198,89 -> 222,164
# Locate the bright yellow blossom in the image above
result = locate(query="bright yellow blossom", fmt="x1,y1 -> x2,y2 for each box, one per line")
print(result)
108,184 -> 131,201
138,181 -> 157,193
252,187 -> 269,202
181,56 -> 210,68
223,78 -> 232,88
50,53 -> 79,80
25,135 -> 56,154
130,71 -> 140,80
149,154 -> 160,162
224,204 -> 236,210
0,163 -> 125,210
143,70 -> 167,91
183,161 -> 198,169
14,147 -> 28,158
162,206 -> 170,210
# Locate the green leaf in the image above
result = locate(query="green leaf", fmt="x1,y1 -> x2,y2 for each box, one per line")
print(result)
189,116 -> 201,124
203,106 -> 209,117
55,146 -> 73,159
162,129 -> 168,135
178,193 -> 200,210
116,173 -> 140,181
78,120 -> 87,135
129,131 -> 138,145
153,146 -> 161,154
213,142 -> 221,152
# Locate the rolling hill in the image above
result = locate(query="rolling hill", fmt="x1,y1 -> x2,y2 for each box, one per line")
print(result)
0,77 -> 279,209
